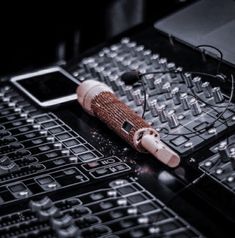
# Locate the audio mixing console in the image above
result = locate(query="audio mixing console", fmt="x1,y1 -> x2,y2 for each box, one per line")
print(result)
0,25 -> 235,237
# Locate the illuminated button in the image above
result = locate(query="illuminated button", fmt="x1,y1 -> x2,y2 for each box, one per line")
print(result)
208,128 -> 217,134
149,227 -> 161,234
117,198 -> 127,206
227,176 -> 234,183
204,161 -> 212,167
127,207 -> 138,215
138,216 -> 149,224
216,168 -> 223,175
107,190 -> 117,197
184,142 -> 193,148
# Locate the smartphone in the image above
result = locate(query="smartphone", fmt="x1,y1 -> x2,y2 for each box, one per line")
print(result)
10,66 -> 79,108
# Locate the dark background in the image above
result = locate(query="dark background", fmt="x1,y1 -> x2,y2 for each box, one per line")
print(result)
0,0 -> 196,76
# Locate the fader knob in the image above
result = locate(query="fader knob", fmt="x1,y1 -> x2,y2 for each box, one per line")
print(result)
212,87 -> 224,103
167,110 -> 179,128
30,196 -> 53,212
190,98 -> 202,116
0,156 -> 12,167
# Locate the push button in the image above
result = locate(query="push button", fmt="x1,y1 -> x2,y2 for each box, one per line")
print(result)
171,136 -> 188,146
63,139 -> 80,147
90,193 -> 104,201
8,182 -> 32,199
78,152 -> 96,162
71,145 -> 88,154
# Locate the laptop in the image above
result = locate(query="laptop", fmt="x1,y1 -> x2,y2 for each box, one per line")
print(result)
154,0 -> 235,67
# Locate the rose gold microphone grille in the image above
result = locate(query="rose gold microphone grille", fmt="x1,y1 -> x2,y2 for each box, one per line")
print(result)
91,91 -> 150,151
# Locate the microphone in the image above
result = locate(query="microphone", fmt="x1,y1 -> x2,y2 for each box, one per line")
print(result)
120,70 -> 140,85
76,80 -> 180,168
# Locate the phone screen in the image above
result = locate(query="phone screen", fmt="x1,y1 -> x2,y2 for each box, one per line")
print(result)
17,71 -> 78,102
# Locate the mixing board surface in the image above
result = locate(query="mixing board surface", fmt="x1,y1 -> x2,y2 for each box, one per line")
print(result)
0,26 -> 235,237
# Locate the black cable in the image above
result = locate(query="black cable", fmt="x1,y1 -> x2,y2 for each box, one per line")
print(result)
209,74 -> 234,125
140,77 -> 147,118
195,44 -> 223,74
164,173 -> 206,206
151,173 -> 207,235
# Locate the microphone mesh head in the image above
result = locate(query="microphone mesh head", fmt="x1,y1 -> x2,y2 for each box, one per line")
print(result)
121,71 -> 140,85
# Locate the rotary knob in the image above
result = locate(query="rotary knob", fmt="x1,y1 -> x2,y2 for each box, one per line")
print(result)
162,82 -> 172,100
157,105 -> 167,123
183,73 -> 193,88
171,87 -> 181,105
167,110 -> 179,128
154,78 -> 163,94
193,77 -> 203,93
149,100 -> 158,117
202,81 -> 213,98
190,98 -> 202,116
133,89 -> 143,106
212,87 -> 224,103
218,141 -> 230,163
180,93 -> 190,110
